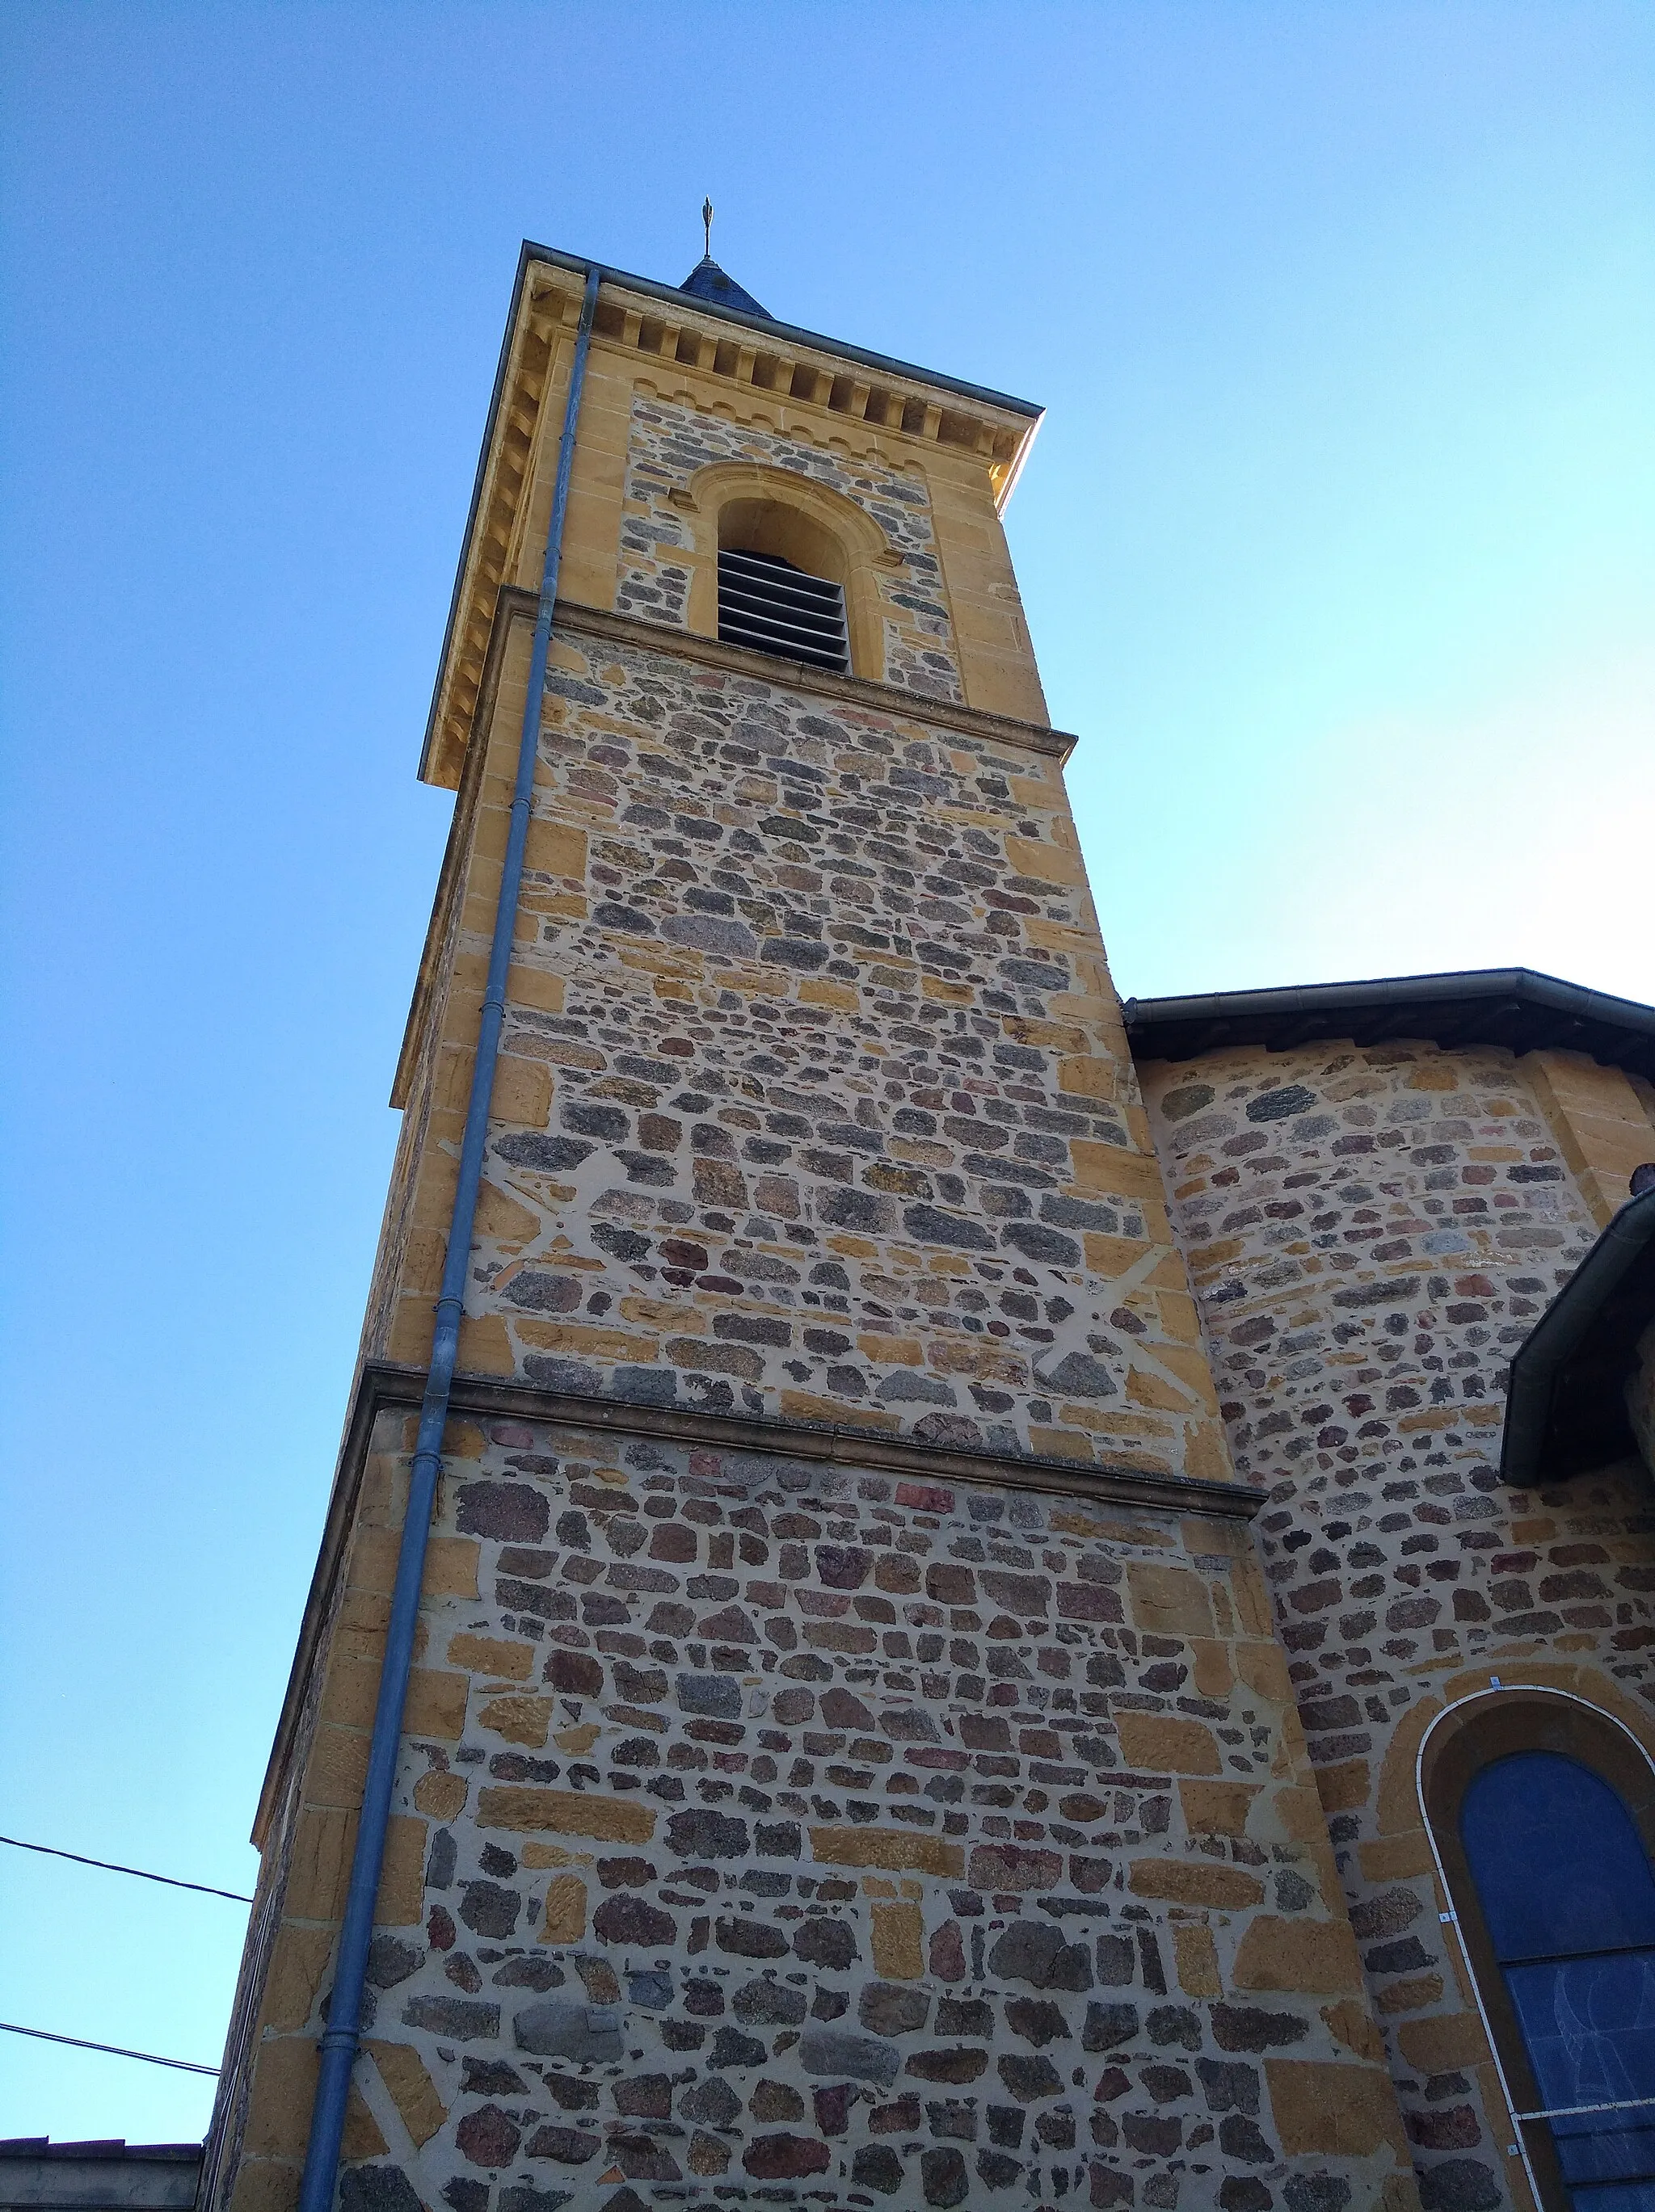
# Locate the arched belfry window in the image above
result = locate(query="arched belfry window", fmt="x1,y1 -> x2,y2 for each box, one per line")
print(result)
675,463 -> 897,682
1424,1694 -> 1655,2209
716,500 -> 849,675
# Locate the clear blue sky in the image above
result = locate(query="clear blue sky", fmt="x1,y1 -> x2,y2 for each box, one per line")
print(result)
2,0 -> 1649,2144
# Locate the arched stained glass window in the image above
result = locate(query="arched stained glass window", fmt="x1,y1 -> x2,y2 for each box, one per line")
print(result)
1461,1751 -> 1655,2206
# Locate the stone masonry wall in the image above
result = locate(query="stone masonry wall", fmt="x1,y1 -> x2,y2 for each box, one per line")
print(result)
613,389 -> 963,702
1141,1039 -> 1655,2212
381,624 -> 1226,1491
236,1410 -> 1421,2212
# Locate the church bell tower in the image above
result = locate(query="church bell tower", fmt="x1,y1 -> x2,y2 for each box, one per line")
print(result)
203,238 -> 1419,2212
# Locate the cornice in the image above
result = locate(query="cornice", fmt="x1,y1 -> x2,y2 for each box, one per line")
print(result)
387,1359 -> 1261,1517
545,594 -> 1076,759
251,1356 -> 1260,1847
520,242 -> 1043,423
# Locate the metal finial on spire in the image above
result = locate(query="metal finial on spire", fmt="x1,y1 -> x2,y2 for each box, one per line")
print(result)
702,198 -> 714,258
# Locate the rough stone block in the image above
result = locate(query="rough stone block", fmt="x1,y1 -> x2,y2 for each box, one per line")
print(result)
402,1995 -> 499,2041
1265,2059 -> 1410,2157
1179,1780 -> 1257,1836
1320,1997 -> 1387,2064
1312,1759 -> 1371,1815
1396,2012 -> 1493,2073
513,1998 -> 623,2063
810,1826 -> 964,1877
284,1807 -> 355,1923
475,1693 -> 550,1747
378,1815 -> 427,1926
537,1873 -> 587,1944
454,1314 -> 513,1375
871,1902 -> 924,1979
1115,1713 -> 1221,1775
226,2162 -> 300,2212
476,1786 -> 655,1842
859,1983 -> 931,2036
363,2041 -> 447,2148
800,2028 -> 900,2086
522,821 -> 587,881
404,1670 -> 469,1741
1232,1918 -> 1362,1995
1173,1925 -> 1223,1996
259,1925 -> 333,2034
1128,1860 -> 1264,1908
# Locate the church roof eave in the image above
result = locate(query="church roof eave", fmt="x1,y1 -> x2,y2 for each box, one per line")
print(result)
1124,967 -> 1655,1083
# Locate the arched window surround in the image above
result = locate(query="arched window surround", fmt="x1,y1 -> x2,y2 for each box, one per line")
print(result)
672,460 -> 905,683
1417,1686 -> 1655,2212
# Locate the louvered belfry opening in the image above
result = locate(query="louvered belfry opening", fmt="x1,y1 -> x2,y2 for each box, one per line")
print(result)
717,547 -> 850,675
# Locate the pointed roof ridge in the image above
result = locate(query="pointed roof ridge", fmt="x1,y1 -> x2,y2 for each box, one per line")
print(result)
679,252 -> 771,320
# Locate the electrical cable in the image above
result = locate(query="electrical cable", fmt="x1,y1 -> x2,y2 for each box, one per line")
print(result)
0,2021 -> 219,2075
0,1833 -> 252,1903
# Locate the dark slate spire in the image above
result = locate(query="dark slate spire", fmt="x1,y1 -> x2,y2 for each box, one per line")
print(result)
680,200 -> 770,318
679,253 -> 771,320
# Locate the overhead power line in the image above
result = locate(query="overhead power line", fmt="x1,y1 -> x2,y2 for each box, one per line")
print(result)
0,1832 -> 253,1903
0,2021 -> 219,2076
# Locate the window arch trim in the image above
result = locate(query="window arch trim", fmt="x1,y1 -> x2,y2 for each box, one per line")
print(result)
1417,1686 -> 1655,2212
673,460 -> 904,683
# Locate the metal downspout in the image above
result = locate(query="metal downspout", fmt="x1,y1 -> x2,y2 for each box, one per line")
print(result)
295,263 -> 602,2212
